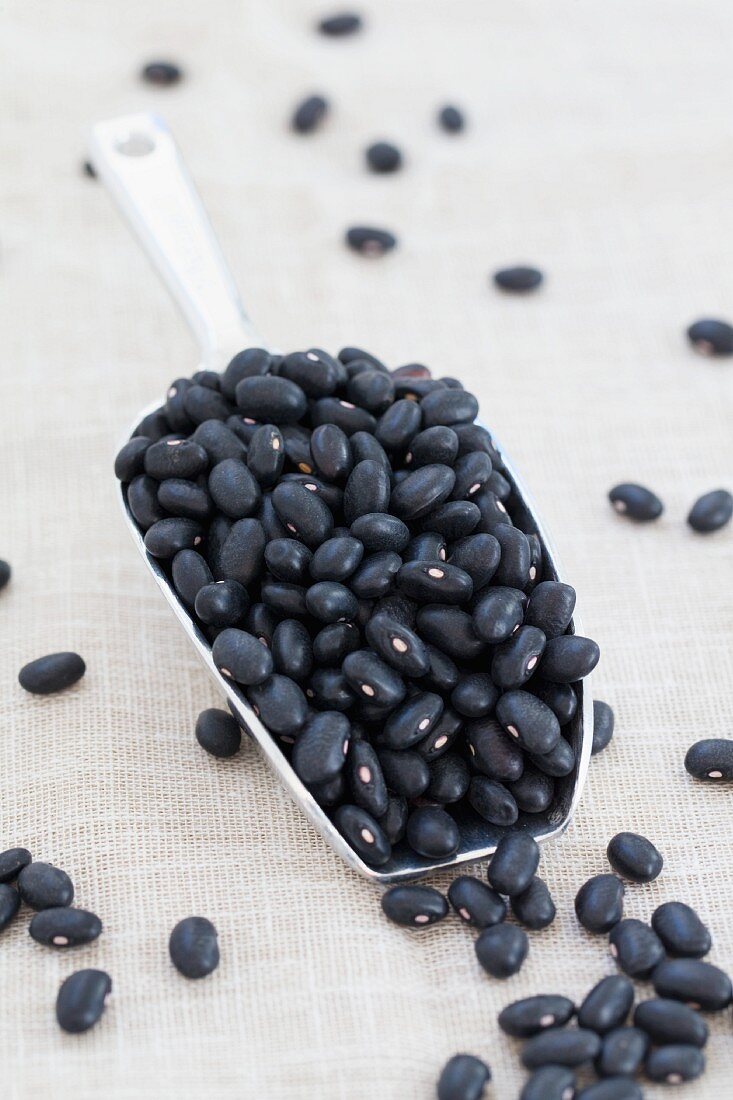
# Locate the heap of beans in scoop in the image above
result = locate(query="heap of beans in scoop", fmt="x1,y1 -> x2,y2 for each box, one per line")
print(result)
114,346 -> 600,867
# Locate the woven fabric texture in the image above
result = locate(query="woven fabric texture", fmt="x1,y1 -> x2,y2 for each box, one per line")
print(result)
1,1 -> 731,1097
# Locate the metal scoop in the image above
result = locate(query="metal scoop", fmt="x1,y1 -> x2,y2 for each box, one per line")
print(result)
89,112 -> 593,884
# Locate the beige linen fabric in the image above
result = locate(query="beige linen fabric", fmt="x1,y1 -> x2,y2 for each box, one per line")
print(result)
1,1 -> 732,1096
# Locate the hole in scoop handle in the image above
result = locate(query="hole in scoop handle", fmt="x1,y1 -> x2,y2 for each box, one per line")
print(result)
88,112 -> 268,366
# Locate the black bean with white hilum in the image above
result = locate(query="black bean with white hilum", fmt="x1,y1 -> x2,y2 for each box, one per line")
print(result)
115,346 -> 600,866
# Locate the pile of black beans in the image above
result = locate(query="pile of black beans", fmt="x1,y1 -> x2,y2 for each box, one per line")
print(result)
114,346 -> 601,868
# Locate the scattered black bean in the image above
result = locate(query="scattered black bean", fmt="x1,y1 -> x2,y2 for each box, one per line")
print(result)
381,884 -> 448,928
0,847 -> 32,883
608,918 -> 665,978
345,226 -> 397,256
169,916 -> 220,979
686,317 -> 733,356
608,482 -> 663,522
522,1028 -> 601,1069
520,1066 -> 577,1100
493,266 -> 543,293
291,94 -> 329,133
0,884 -> 20,932
195,708 -> 242,758
82,160 -> 97,179
592,700 -> 614,755
687,488 -> 732,533
510,876 -> 556,929
448,876 -> 506,928
684,737 -> 733,780
652,957 -> 733,1011
141,60 -> 183,86
651,901 -> 711,958
645,1044 -> 705,1084
577,975 -> 634,1035
498,994 -> 576,1038
29,907 -> 102,948
317,11 -> 362,36
634,997 -> 708,1047
595,1026 -> 648,1078
438,105 -> 465,133
487,832 -> 540,896
365,140 -> 402,173
18,862 -> 74,910
56,969 -> 112,1034
436,1053 -> 491,1100
575,874 -> 625,933
18,652 -> 86,695
475,923 -> 528,978
607,831 -> 662,883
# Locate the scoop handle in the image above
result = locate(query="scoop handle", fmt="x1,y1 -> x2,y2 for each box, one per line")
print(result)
88,113 -> 266,366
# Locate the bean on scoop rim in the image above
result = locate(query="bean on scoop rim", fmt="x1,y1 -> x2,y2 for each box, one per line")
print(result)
116,398 -> 594,883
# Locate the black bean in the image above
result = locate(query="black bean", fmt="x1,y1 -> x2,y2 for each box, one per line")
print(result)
243,603 -> 278,649
157,478 -> 212,522
18,652 -> 86,695
406,426 -> 458,469
271,619 -> 313,682
207,515 -> 233,577
56,969 -> 112,1034
576,1081 -> 642,1100
406,806 -> 460,859
448,534 -> 500,590
18,863 -> 74,910
427,753 -> 470,803
292,711 -> 350,785
129,471 -> 179,526
377,748 -> 430,798
607,832 -> 663,883
420,646 -> 460,694
526,532 -> 542,585
365,140 -> 402,173
281,349 -> 342,398
539,635 -> 600,682
317,11 -> 362,36
687,488 -> 732,533
404,531 -> 447,563
0,559 -> 10,591
308,425 -> 351,485
212,628 -> 273,686
221,348 -> 272,397
134,407 -> 169,440
475,923 -> 528,978
487,469 -> 511,501
312,622 -> 360,666
468,776 -> 518,826
645,1044 -> 705,1084
183,384 -> 231,424
312,398 -> 378,438
685,737 -> 733,780
164,379 -> 194,431
263,537 -> 312,584
291,93 -> 329,133
248,675 -> 308,735
472,586 -> 525,643
525,582 -> 576,638
522,1028 -> 601,1069
486,832 -> 539,895
195,580 -> 248,627
451,674 -> 498,718
511,877 -> 556,929
634,998 -> 708,1047
529,679 -> 578,726
0,847 -> 31,884
260,578 -> 308,618
339,346 -> 387,370
345,225 -> 398,256
346,369 -> 394,414
83,159 -> 97,179
466,718 -> 524,781
207,459 -> 260,519
304,581 -> 358,623
686,317 -> 733,356
436,1053 -> 491,1100
144,517 -> 203,557
510,768 -> 554,813
418,706 -> 462,759
492,526 -> 530,588
592,700 -> 615,755
492,626 -> 546,690
575,874 -> 625,933
448,876 -> 506,928
375,399 -> 422,451
493,266 -> 543,293
192,369 -> 222,390
595,1027 -> 648,1078
578,975 -> 634,1035
438,105 -> 465,133
347,739 -> 388,816
496,691 -> 560,755
235,375 -> 307,424
308,668 -> 355,712
115,436 -> 151,481
652,957 -> 732,1011
29,907 -> 102,948
396,561 -> 471,606
499,995 -> 576,1038
174,550 -> 221,611
271,481 -> 333,546
416,605 -> 485,661
379,794 -> 408,843
349,550 -> 401,598
381,884 -> 448,928
342,649 -> 405,707
0,882 -> 20,935
520,1066 -> 577,1100
141,59 -> 182,85
382,692 -> 444,750
529,736 -> 575,778
474,487 -> 512,534
344,460 -> 391,522
609,919 -> 665,979
422,501 -> 481,539
390,463 -> 456,521
349,513 -> 408,553
450,451 -> 492,502
334,804 -> 391,866
194,419 -> 247,462
169,916 -> 219,979
195,708 -> 242,758
651,901 -> 711,958
420,388 -> 479,429
608,483 -> 663,521
144,438 -> 208,481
